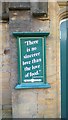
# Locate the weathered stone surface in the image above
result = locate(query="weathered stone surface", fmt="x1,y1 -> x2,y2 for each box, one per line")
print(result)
1,1 -> 64,118
2,109 -> 12,118
9,2 -> 61,118
1,22 -> 12,118
9,2 -> 30,10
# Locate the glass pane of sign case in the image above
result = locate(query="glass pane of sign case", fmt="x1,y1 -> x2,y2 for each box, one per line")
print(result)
13,32 -> 51,89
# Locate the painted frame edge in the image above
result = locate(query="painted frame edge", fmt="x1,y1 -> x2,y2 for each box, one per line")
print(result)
15,83 -> 51,89
17,37 -> 22,84
60,20 -> 67,118
13,32 -> 50,37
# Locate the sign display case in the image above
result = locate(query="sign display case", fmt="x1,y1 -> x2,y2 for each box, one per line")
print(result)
13,32 -> 50,89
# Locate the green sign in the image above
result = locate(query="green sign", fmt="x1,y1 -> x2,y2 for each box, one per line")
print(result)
13,32 -> 50,89
21,37 -> 44,83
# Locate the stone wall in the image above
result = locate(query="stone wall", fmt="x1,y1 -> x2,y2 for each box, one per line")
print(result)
0,23 -> 2,119
9,2 -> 60,118
1,1 -> 64,118
2,22 -> 12,118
